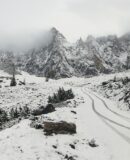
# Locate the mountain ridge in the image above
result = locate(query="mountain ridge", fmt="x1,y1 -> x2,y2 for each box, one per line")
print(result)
0,27 -> 130,78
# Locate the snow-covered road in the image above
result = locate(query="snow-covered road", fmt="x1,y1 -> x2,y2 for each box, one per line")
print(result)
78,86 -> 130,160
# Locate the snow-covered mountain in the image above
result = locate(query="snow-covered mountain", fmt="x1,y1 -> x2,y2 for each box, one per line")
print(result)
1,28 -> 130,78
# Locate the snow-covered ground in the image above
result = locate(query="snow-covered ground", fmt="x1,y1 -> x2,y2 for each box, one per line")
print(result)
0,70 -> 130,160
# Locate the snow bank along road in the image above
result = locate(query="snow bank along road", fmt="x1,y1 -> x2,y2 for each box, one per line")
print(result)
77,85 -> 130,160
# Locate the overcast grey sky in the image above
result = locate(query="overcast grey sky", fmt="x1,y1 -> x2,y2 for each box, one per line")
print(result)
0,0 -> 130,50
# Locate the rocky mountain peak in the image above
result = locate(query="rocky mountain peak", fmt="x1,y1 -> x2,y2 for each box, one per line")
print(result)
76,38 -> 85,48
50,27 -> 60,35
85,35 -> 99,52
86,35 -> 96,43
50,27 -> 67,44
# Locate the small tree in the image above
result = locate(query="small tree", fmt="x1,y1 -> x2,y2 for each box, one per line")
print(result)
9,108 -> 15,119
10,77 -> 16,86
67,89 -> 74,99
46,77 -> 49,82
10,64 -> 16,86
48,96 -> 52,103
20,106 -> 30,118
45,71 -> 50,82
45,70 -> 56,81
113,76 -> 116,82
53,93 -> 59,103
9,108 -> 20,119
0,108 -> 8,123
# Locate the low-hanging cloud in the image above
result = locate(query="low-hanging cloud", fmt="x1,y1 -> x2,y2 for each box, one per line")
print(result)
0,29 -> 53,53
0,0 -> 130,52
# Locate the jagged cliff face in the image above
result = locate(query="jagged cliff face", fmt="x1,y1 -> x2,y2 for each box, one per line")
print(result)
1,28 -> 130,78
16,28 -> 75,78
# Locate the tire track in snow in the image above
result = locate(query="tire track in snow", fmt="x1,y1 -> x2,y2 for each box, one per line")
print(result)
84,88 -> 130,122
81,88 -> 130,144
82,88 -> 130,129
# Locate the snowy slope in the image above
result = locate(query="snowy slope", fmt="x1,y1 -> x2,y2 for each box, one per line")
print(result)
0,71 -> 130,159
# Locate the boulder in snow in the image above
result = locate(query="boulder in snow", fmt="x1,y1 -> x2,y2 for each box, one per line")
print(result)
43,121 -> 76,135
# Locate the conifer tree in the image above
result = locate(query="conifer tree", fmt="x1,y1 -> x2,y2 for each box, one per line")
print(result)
10,64 -> 16,86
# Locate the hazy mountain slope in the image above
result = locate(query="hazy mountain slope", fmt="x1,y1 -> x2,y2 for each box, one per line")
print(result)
1,28 -> 130,78
0,51 -> 15,74
16,28 -> 75,78
16,28 -> 111,78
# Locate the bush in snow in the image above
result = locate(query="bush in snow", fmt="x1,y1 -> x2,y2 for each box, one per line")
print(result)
121,77 -> 130,85
30,121 -> 43,129
19,106 -> 30,118
9,108 -> 20,119
45,77 -> 49,82
9,106 -> 30,119
32,104 -> 55,116
48,87 -> 74,103
0,108 -> 8,124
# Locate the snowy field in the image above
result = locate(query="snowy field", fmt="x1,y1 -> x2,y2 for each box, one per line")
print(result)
0,70 -> 130,160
